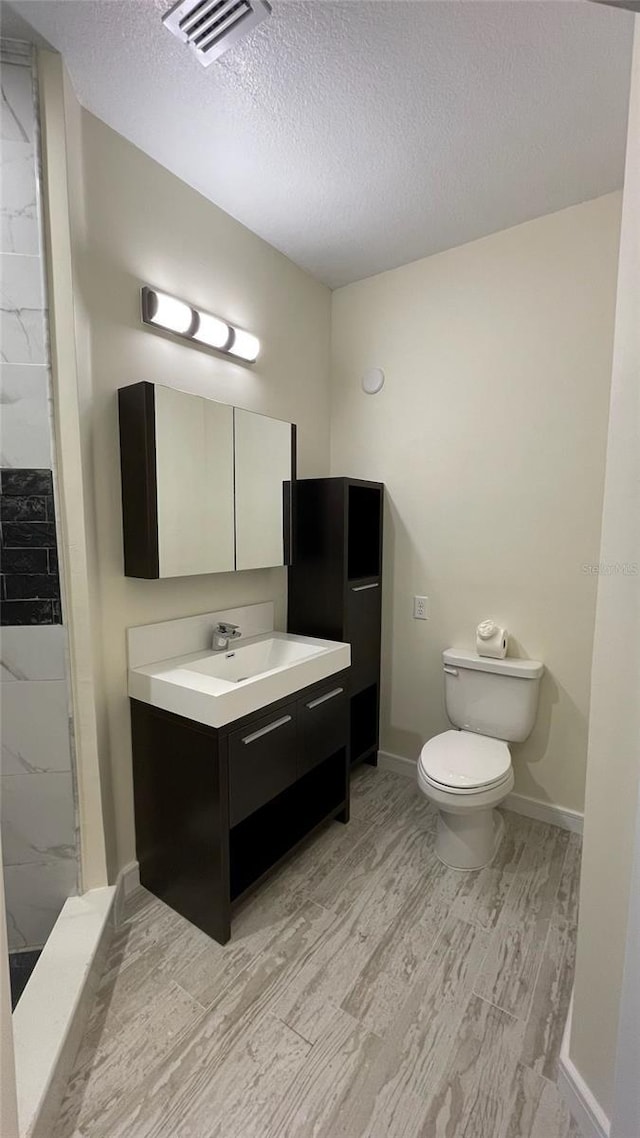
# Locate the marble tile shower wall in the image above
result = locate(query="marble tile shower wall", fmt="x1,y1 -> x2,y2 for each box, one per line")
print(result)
1,42 -> 79,951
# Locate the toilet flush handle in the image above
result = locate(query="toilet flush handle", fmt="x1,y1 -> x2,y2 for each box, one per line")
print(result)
443,665 -> 458,676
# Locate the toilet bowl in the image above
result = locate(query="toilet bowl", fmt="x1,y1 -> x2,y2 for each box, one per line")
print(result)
418,730 -> 514,869
417,649 -> 543,870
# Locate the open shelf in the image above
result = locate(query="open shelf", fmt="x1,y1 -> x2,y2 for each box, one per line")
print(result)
347,484 -> 382,580
350,683 -> 379,764
351,744 -> 378,769
229,749 -> 347,901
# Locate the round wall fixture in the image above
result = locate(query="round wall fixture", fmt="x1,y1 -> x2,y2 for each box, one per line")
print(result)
362,367 -> 385,395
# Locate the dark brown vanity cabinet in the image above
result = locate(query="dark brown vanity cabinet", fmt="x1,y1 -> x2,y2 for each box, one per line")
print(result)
130,671 -> 349,944
288,478 -> 384,768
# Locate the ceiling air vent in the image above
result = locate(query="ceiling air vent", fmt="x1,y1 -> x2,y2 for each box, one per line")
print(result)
163,0 -> 272,67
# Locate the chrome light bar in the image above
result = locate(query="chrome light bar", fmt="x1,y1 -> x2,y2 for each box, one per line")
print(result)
141,286 -> 260,363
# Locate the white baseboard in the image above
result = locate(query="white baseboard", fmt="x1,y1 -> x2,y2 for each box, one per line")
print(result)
378,750 -> 417,778
558,994 -> 610,1138
113,861 -> 140,928
378,750 -> 584,834
119,860 -> 140,898
504,792 -> 583,834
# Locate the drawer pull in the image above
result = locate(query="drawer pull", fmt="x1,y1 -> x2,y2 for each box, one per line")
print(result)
351,582 -> 379,592
242,715 -> 292,745
306,687 -> 344,710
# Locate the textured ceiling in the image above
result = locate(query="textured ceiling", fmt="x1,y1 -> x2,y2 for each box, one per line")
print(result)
5,0 -> 634,287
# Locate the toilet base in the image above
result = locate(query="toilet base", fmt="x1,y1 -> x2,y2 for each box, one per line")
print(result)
435,807 -> 505,871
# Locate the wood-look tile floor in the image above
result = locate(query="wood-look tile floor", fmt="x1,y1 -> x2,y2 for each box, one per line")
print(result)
53,768 -> 581,1138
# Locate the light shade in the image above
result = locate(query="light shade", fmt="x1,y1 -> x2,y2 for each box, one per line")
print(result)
143,288 -> 194,335
228,328 -> 261,363
193,311 -> 231,350
141,285 -> 260,365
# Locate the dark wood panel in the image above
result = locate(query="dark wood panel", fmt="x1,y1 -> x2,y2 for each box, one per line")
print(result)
288,478 -> 348,641
350,683 -> 380,766
130,699 -> 230,943
346,579 -> 382,692
118,382 -> 159,579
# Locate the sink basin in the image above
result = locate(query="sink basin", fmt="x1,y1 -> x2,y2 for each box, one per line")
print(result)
184,637 -> 324,684
128,631 -> 350,728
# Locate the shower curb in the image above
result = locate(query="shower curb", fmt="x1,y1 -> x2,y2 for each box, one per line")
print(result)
12,884 -> 116,1138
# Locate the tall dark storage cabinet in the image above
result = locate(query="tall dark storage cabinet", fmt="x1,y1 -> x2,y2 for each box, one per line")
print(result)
288,478 -> 384,768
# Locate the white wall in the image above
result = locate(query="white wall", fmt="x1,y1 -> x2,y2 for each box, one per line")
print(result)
37,50 -> 109,892
570,18 -> 640,1125
61,105 -> 331,878
331,194 -> 621,814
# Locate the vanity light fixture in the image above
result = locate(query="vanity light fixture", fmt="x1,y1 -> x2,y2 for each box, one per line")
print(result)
142,288 -> 195,335
228,327 -> 260,363
193,311 -> 232,351
141,286 -> 260,363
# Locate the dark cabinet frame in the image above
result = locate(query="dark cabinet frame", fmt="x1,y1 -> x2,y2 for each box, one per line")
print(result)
130,668 -> 350,944
288,477 -> 384,769
118,382 -> 296,579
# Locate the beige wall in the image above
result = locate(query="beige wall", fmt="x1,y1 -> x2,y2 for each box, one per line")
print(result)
66,109 -> 331,878
331,194 -> 620,813
570,22 -> 640,1123
38,50 -> 109,892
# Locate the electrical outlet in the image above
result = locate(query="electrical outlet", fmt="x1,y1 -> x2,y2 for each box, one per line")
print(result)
413,595 -> 429,620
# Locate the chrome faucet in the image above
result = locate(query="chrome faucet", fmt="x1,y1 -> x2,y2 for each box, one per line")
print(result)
212,622 -> 241,652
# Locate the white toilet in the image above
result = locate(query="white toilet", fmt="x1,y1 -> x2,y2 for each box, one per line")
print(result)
418,649 -> 544,870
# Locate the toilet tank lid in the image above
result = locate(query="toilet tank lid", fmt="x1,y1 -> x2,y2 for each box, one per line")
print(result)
443,649 -> 544,680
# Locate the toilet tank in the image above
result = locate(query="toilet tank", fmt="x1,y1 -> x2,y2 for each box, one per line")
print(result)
443,649 -> 544,743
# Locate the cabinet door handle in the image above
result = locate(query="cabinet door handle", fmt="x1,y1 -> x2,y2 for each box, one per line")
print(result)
242,715 -> 292,745
306,687 -> 344,710
351,582 -> 379,592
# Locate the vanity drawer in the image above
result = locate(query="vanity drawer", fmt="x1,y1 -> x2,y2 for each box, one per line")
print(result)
228,706 -> 298,827
297,683 -> 348,775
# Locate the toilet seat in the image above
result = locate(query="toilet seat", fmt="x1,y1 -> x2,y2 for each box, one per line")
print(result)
419,730 -> 511,794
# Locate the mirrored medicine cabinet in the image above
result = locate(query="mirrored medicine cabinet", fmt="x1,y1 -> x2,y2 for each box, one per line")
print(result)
118,382 -> 296,578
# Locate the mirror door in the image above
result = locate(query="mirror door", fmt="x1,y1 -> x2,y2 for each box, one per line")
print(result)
234,408 -> 294,571
155,385 -> 235,577
119,383 -> 296,577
